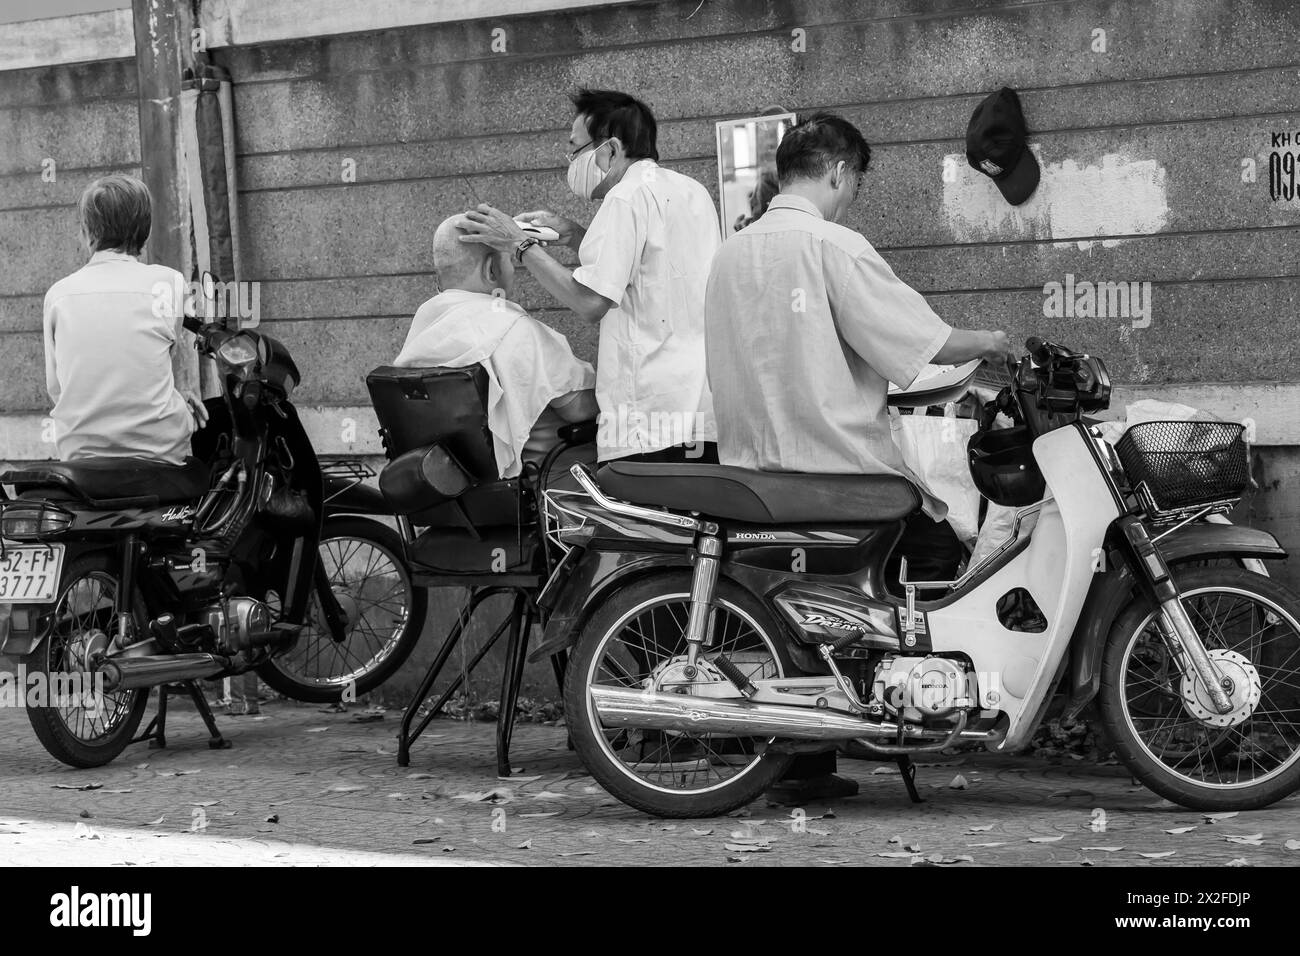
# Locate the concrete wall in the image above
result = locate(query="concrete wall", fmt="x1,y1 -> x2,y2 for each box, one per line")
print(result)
2,0 -> 1299,704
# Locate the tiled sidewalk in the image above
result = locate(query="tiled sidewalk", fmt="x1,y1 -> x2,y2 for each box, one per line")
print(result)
1,701 -> 1296,866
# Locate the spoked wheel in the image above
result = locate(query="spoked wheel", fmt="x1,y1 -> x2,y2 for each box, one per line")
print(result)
566,572 -> 795,818
258,517 -> 426,703
23,553 -> 148,768
1099,566 -> 1300,810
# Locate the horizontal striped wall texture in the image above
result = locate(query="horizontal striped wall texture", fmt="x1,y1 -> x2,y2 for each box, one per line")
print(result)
1,0 -> 1299,444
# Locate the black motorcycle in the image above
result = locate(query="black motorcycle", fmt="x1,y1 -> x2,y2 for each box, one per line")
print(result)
0,316 -> 423,767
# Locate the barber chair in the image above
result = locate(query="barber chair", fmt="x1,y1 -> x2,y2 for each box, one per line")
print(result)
366,365 -> 591,776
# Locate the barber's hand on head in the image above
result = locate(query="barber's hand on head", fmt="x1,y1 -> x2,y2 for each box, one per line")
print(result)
515,209 -> 582,249
184,392 -> 209,428
458,203 -> 528,253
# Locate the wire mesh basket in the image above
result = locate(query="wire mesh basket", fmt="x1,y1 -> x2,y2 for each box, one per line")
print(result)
1115,420 -> 1250,514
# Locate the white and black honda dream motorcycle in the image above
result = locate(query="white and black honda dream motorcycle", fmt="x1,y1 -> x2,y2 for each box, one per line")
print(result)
535,338 -> 1300,817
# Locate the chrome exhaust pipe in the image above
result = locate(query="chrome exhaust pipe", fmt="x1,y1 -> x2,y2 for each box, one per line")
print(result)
99,653 -> 226,692
589,685 -> 997,743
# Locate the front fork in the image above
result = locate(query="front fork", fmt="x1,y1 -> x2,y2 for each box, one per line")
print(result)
1117,515 -> 1234,714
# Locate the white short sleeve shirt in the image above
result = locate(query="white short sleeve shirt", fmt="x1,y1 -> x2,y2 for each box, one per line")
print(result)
573,160 -> 720,460
43,251 -> 194,464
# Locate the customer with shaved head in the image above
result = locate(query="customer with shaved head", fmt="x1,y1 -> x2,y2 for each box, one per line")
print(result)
395,215 -> 597,482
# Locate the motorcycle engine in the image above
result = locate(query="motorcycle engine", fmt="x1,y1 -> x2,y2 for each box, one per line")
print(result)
872,656 -> 974,723
199,597 -> 273,653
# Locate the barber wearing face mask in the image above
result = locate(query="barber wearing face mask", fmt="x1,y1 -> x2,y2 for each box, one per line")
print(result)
457,88 -> 720,464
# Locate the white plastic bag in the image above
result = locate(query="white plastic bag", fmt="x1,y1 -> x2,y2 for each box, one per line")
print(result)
890,406 -> 981,547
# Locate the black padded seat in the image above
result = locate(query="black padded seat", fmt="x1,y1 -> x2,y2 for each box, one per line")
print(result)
597,462 -> 921,524
7,456 -> 209,504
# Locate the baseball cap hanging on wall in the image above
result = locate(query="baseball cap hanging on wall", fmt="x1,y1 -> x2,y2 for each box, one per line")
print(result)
966,87 -> 1040,205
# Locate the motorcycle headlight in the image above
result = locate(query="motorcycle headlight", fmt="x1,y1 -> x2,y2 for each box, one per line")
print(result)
217,334 -> 259,368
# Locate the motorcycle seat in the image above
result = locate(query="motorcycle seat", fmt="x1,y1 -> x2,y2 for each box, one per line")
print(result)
2,456 -> 210,505
596,462 -> 921,524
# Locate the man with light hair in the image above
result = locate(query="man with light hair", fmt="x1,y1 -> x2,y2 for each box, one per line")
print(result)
43,174 -> 205,464
395,215 -> 597,482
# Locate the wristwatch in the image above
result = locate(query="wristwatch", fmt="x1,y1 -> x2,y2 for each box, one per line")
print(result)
513,236 -> 541,265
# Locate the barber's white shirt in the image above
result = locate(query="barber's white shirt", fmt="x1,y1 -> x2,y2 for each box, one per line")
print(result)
43,251 -> 193,464
573,159 -> 719,460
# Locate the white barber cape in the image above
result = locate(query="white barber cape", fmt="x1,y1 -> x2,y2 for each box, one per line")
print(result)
394,289 -> 594,479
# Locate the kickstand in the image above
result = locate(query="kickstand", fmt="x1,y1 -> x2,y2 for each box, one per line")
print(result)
897,755 -> 924,804
133,681 -> 230,751
185,681 -> 231,750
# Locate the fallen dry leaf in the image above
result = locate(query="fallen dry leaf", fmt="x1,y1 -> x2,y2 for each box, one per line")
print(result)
1139,851 -> 1176,859
452,788 -> 513,804
1165,826 -> 1197,835
516,839 -> 532,850
1284,840 -> 1300,851
967,842 -> 1007,848
1224,834 -> 1264,846
968,824 -> 995,833
53,783 -> 102,791
1029,835 -> 1064,843
1203,811 -> 1239,823
518,811 -> 561,819
304,727 -> 330,733
724,842 -> 771,853
412,837 -> 440,845
144,816 -> 165,826
948,774 -> 969,790
1226,858 -> 1251,867
498,775 -> 542,784
558,851 -> 594,857
1082,846 -> 1125,852
876,851 -> 918,859
73,822 -> 100,840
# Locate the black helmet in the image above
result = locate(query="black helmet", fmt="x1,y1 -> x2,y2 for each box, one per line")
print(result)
968,425 -> 1045,507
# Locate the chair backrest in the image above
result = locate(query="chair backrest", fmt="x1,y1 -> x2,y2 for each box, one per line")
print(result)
365,365 -> 497,481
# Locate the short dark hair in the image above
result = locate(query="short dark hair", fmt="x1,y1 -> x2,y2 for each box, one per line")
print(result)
775,112 -> 872,187
571,88 -> 659,161
78,174 -> 152,255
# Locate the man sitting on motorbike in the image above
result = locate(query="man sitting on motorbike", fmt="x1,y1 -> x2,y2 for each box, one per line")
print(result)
705,112 -> 1017,586
704,112 -> 1017,803
43,174 -> 206,464
395,214 -> 598,483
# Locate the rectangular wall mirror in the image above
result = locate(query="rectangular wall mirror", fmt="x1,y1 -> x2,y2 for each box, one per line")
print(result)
715,111 -> 797,237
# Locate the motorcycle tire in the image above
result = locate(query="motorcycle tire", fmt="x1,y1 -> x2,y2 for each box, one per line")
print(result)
566,571 -> 796,818
258,517 -> 426,703
23,552 -> 149,768
1098,565 -> 1300,811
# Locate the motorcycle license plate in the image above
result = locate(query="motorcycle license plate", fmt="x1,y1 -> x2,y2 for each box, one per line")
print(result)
0,544 -> 65,603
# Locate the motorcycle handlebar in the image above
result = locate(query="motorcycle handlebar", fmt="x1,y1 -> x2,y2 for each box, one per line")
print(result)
1024,335 -> 1052,365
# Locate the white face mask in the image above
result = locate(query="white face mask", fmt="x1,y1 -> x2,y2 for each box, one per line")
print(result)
567,140 -> 610,200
